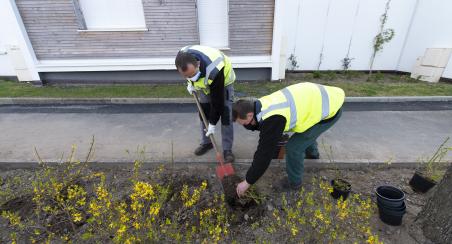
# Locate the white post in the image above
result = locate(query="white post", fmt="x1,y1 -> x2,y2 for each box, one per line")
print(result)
1,0 -> 40,82
271,0 -> 286,81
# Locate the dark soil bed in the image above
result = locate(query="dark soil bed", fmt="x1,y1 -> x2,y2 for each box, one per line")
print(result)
0,164 -> 435,243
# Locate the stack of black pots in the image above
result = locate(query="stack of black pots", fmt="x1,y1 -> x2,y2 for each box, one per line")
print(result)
375,186 -> 406,226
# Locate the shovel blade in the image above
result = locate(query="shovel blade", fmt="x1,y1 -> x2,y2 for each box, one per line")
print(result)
216,163 -> 235,180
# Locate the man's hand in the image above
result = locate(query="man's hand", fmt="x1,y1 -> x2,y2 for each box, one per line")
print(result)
205,123 -> 216,137
236,180 -> 251,197
186,83 -> 196,95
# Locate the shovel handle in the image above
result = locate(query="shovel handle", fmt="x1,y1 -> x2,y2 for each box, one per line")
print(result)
192,91 -> 225,166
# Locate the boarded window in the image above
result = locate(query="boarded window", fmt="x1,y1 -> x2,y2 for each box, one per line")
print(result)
197,0 -> 229,49
78,0 -> 147,30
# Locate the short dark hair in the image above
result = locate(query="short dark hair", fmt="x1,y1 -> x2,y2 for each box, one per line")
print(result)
232,99 -> 255,121
175,51 -> 198,72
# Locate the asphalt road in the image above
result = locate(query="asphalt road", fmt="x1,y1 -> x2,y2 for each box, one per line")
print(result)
1,101 -> 451,164
1,101 -> 452,114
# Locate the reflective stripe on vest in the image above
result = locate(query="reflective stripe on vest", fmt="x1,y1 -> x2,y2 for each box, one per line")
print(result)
282,88 -> 297,129
204,55 -> 224,86
257,84 -> 331,128
317,84 -> 330,119
256,87 -> 297,129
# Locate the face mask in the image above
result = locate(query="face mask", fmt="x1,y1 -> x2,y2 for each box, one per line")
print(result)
188,70 -> 201,82
244,120 -> 260,131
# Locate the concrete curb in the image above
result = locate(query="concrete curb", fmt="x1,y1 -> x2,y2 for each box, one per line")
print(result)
0,97 -> 194,105
345,96 -> 452,102
0,96 -> 452,105
1,159 -> 450,170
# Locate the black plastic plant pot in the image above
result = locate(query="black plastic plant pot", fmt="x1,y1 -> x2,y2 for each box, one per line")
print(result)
409,171 -> 437,193
378,201 -> 406,226
377,200 -> 406,212
330,179 -> 351,200
376,185 -> 405,208
377,197 -> 403,209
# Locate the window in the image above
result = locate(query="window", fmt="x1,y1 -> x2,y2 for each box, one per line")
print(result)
197,0 -> 229,49
77,0 -> 147,31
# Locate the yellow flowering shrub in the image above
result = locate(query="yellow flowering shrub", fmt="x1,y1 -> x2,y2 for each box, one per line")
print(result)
259,177 -> 382,243
1,142 -> 386,244
181,180 -> 208,207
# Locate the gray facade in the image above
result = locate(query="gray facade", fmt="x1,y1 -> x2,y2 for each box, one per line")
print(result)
16,0 -> 199,59
228,0 -> 274,56
16,0 -> 274,60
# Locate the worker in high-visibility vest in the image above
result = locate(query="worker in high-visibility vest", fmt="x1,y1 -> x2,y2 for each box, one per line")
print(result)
175,45 -> 236,163
232,82 -> 345,196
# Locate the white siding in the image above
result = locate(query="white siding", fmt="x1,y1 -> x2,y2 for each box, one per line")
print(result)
284,0 -> 416,71
0,0 -> 39,80
398,0 -> 452,79
0,1 -> 22,76
3,0 -> 452,80
79,0 -> 147,30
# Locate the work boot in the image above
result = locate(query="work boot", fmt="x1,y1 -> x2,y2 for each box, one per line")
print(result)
194,143 -> 213,156
223,150 -> 235,163
278,178 -> 302,192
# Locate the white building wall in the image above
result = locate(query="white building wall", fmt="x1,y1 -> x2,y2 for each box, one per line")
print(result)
0,0 -> 40,81
0,1 -> 19,77
397,0 -> 452,79
0,44 -> 16,77
444,61 -> 452,79
1,0 -> 452,80
284,0 -> 417,71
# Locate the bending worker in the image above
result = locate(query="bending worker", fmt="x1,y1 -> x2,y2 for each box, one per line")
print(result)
232,82 -> 345,196
175,45 -> 236,163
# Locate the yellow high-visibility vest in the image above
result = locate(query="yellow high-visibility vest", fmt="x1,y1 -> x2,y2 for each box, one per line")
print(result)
257,82 -> 345,133
181,45 -> 235,94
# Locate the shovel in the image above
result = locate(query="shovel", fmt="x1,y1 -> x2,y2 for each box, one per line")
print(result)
192,91 -> 235,180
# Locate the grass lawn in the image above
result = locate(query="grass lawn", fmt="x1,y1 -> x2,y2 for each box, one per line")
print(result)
1,72 -> 452,98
